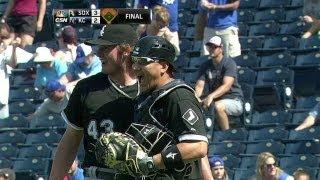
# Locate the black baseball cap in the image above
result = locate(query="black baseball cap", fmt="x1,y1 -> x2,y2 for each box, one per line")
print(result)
85,24 -> 138,46
131,36 -> 176,70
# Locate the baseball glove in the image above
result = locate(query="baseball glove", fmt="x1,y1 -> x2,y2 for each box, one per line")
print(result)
95,132 -> 155,177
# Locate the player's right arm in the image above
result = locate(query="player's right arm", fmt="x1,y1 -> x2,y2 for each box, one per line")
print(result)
50,80 -> 85,179
49,125 -> 83,180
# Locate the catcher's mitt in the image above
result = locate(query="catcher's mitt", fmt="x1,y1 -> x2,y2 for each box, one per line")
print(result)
95,132 -> 155,177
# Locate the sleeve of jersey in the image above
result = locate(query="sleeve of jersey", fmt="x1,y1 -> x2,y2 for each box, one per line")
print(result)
170,99 -> 208,143
62,83 -> 84,130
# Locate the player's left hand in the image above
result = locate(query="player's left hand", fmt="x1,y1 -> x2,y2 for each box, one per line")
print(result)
36,21 -> 43,32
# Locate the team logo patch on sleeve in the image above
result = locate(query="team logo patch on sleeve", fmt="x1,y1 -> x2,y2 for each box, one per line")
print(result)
182,109 -> 199,125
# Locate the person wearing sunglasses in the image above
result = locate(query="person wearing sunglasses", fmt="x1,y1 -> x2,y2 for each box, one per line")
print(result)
50,24 -> 139,180
255,152 -> 293,180
195,36 -> 243,131
130,36 -> 212,179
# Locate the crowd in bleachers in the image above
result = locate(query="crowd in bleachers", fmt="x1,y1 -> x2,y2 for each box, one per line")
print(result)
0,0 -> 319,179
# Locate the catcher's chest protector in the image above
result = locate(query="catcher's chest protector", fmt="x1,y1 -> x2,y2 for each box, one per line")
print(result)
133,80 -> 198,179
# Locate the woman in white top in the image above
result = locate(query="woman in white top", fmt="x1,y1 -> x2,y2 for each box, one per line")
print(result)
0,23 -> 33,119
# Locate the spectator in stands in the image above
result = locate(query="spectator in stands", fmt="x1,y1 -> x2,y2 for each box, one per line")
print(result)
1,0 -> 46,48
302,0 -> 320,38
54,26 -> 78,64
293,169 -> 310,180
295,102 -> 319,131
0,23 -> 33,119
255,152 -> 293,180
63,158 -> 84,180
209,156 -> 229,180
195,0 -> 241,58
0,168 -> 15,180
28,80 -> 68,120
138,5 -> 180,55
59,43 -> 101,94
195,36 -> 243,130
34,47 -> 68,93
138,0 -> 179,55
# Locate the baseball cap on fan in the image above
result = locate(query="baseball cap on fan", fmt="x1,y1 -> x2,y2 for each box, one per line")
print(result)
205,36 -> 222,47
75,43 -> 93,64
85,24 -> 138,46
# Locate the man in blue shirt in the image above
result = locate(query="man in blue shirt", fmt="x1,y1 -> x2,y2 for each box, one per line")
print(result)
195,0 -> 241,58
60,43 -> 102,95
64,158 -> 84,180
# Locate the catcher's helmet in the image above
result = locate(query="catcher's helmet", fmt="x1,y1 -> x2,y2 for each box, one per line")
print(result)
131,36 -> 176,68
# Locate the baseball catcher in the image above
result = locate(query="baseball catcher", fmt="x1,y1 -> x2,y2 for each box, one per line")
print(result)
95,36 -> 210,179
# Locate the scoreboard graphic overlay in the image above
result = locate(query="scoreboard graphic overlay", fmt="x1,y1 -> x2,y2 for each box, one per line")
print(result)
53,8 -> 151,25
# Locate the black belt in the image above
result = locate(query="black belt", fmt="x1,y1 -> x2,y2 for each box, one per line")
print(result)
84,167 -> 134,180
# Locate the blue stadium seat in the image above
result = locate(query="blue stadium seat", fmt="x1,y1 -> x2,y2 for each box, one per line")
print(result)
286,0 -> 303,8
259,0 -> 290,8
0,131 -> 26,144
288,126 -> 320,140
220,154 -> 241,169
280,155 -> 320,169
18,144 -> 51,158
188,55 -> 210,69
178,11 -> 193,25
179,0 -> 197,10
240,83 -> 254,102
247,110 -> 291,126
256,67 -> 293,85
209,142 -> 246,155
240,155 -> 258,169
248,126 -> 289,141
239,0 -> 260,9
12,75 -> 35,87
0,158 -> 12,169
9,100 -> 36,115
0,115 -> 29,129
291,112 -> 309,125
263,36 -> 298,49
285,8 -> 303,22
76,26 -> 94,40
239,36 -> 264,50
295,96 -> 320,110
249,22 -> 280,36
25,131 -> 62,145
293,68 -> 320,96
238,22 -> 249,36
246,141 -> 285,155
299,35 -> 320,49
0,144 -> 19,158
285,141 -> 320,154
184,27 -> 195,39
9,87 -> 41,101
259,52 -> 295,68
173,55 -> 188,69
183,71 -> 199,86
238,9 -> 254,22
280,21 -> 310,36
13,158 -> 50,174
234,52 -> 260,68
238,67 -> 257,85
179,38 -> 193,52
254,8 -> 285,22
213,128 -> 248,142
178,25 -> 187,37
192,40 -> 202,52
29,114 -> 66,128
295,52 -> 320,66
233,169 -> 255,180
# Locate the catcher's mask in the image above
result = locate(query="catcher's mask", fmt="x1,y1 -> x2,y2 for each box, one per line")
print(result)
126,123 -> 174,156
